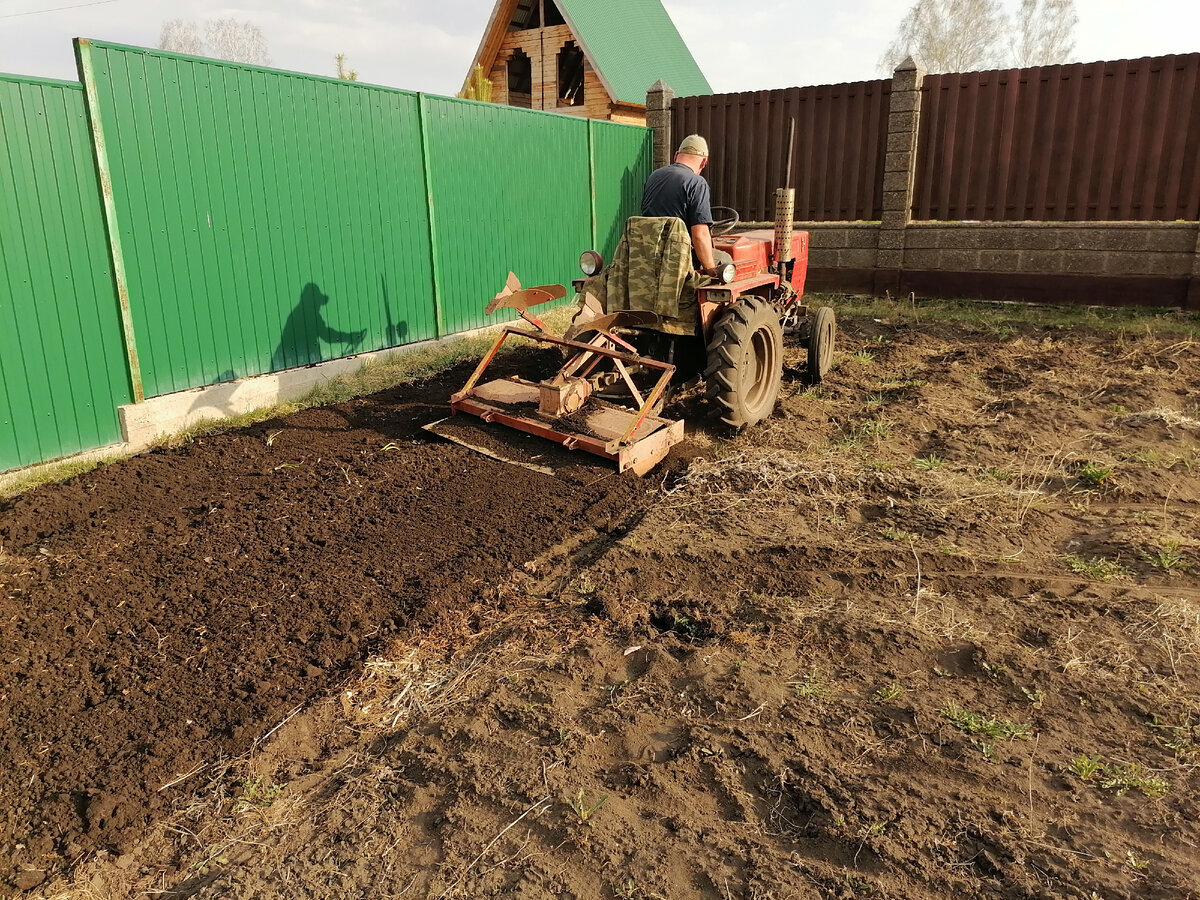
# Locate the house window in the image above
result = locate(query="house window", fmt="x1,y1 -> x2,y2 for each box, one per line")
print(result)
557,40 -> 584,107
544,0 -> 566,26
507,50 -> 532,109
509,0 -> 539,30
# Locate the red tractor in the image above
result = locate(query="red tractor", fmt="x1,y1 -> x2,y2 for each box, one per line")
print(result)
428,190 -> 836,475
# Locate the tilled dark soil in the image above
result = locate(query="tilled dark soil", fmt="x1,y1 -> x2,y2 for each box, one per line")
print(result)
5,311 -> 1200,900
0,351 -> 656,893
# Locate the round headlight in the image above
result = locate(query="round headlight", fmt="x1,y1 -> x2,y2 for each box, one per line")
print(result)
719,263 -> 737,284
579,250 -> 604,277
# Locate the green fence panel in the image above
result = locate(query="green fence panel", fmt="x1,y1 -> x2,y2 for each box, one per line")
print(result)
590,120 -> 653,262
79,41 -> 438,398
0,74 -> 132,471
423,97 -> 594,335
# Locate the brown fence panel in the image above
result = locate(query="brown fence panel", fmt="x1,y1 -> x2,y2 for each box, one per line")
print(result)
915,55 -> 1200,221
672,80 -> 891,222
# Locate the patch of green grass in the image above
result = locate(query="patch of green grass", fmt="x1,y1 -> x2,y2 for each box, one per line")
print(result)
1141,541 -> 1192,574
850,350 -> 875,366
233,776 -> 283,814
815,293 -> 1200,339
912,455 -> 945,470
835,418 -> 894,449
875,683 -> 908,703
879,526 -> 919,542
1068,754 -> 1169,797
939,702 -> 1033,741
1061,554 -> 1133,582
0,453 -> 123,497
976,466 -> 1014,484
1148,716 -> 1200,760
879,377 -> 927,390
565,788 -> 608,823
790,669 -> 827,701
1077,462 -> 1115,486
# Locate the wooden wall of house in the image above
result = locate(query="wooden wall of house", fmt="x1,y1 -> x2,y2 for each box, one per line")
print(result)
487,24 -> 645,124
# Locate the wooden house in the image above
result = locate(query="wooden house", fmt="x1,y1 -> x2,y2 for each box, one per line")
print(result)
462,0 -> 711,124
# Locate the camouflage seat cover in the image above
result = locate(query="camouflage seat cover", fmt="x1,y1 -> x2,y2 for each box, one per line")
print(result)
578,217 -> 700,337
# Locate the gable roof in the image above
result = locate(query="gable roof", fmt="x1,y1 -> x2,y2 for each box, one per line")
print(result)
554,0 -> 711,105
464,0 -> 712,107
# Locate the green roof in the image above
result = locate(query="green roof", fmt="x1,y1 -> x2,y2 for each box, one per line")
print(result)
555,0 -> 712,105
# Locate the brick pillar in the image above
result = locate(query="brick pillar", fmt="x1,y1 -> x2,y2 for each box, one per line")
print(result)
1188,225 -> 1200,310
874,56 -> 926,296
646,80 -> 675,170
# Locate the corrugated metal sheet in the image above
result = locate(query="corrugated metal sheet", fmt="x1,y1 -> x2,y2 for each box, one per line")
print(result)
672,81 -> 891,222
81,41 -> 438,397
555,0 -> 711,105
423,97 -> 593,335
0,74 -> 132,471
915,55 -> 1200,221
590,120 -> 653,261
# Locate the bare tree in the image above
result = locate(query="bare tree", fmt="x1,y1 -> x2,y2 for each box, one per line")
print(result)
1012,0 -> 1078,67
158,19 -> 204,56
205,19 -> 271,65
879,0 -> 1009,74
156,18 -> 270,65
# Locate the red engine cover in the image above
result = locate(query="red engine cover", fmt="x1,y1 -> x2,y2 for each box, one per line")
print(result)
712,229 -> 810,296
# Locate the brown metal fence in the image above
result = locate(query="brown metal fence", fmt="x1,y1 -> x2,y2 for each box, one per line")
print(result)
672,80 -> 891,222
914,55 -> 1200,221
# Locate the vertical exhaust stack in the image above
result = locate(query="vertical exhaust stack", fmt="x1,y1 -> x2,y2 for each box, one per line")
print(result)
774,187 -> 795,265
774,117 -> 798,271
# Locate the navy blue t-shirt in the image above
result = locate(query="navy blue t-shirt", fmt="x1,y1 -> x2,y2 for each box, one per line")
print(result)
641,162 -> 714,229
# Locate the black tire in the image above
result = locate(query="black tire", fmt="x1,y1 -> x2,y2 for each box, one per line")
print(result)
807,306 -> 836,384
704,297 -> 784,429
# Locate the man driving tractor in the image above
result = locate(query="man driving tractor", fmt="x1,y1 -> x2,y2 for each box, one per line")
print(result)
640,134 -> 722,278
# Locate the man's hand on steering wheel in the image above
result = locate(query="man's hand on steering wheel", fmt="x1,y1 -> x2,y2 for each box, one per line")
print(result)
710,207 -> 741,236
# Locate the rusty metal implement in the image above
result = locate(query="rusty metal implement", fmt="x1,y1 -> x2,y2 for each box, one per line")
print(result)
424,273 -> 684,476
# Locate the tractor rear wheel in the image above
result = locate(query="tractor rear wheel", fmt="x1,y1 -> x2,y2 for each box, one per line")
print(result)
704,297 -> 784,429
807,306 -> 836,383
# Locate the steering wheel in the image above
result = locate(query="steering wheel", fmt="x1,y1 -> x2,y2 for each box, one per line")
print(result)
711,206 -> 740,236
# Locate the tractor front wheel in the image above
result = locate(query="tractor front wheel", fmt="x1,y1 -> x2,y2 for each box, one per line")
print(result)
807,306 -> 836,383
704,297 -> 784,429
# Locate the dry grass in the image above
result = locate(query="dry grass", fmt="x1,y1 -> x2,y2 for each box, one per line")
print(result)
1116,407 -> 1200,432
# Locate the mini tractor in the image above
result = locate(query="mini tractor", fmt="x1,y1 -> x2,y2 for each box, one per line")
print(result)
426,187 -> 836,475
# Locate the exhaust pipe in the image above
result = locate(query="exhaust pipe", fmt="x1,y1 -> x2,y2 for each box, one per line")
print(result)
774,116 -> 797,268
774,187 -> 795,265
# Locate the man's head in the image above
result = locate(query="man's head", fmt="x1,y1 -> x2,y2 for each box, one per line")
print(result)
674,134 -> 708,174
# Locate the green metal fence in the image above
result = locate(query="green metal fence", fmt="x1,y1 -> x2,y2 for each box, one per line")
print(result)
1,41 -> 652,472
0,74 -> 133,471
78,40 -> 653,398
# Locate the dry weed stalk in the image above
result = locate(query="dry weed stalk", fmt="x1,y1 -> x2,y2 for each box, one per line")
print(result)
347,649 -> 479,730
662,449 -> 838,513
1117,408 -> 1200,432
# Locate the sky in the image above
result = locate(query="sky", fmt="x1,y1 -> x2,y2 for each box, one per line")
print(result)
2,0 -> 1199,95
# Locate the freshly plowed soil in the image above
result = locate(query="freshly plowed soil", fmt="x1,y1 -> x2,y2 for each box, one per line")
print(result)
0,350 -> 655,894
4,306 -> 1200,900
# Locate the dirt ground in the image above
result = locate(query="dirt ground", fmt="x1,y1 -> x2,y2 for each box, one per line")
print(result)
2,300 -> 1199,900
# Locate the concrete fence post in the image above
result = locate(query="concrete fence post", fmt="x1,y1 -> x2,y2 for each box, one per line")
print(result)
875,56 -> 926,296
646,80 -> 675,171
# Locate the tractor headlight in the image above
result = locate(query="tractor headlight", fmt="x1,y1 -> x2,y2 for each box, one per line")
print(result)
579,250 -> 604,276
719,262 -> 737,284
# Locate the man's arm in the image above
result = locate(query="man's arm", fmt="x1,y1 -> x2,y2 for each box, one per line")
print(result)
690,223 -> 717,273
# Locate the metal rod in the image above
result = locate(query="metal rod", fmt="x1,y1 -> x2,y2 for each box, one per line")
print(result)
416,93 -> 445,338
75,38 -> 144,403
785,116 -> 797,191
